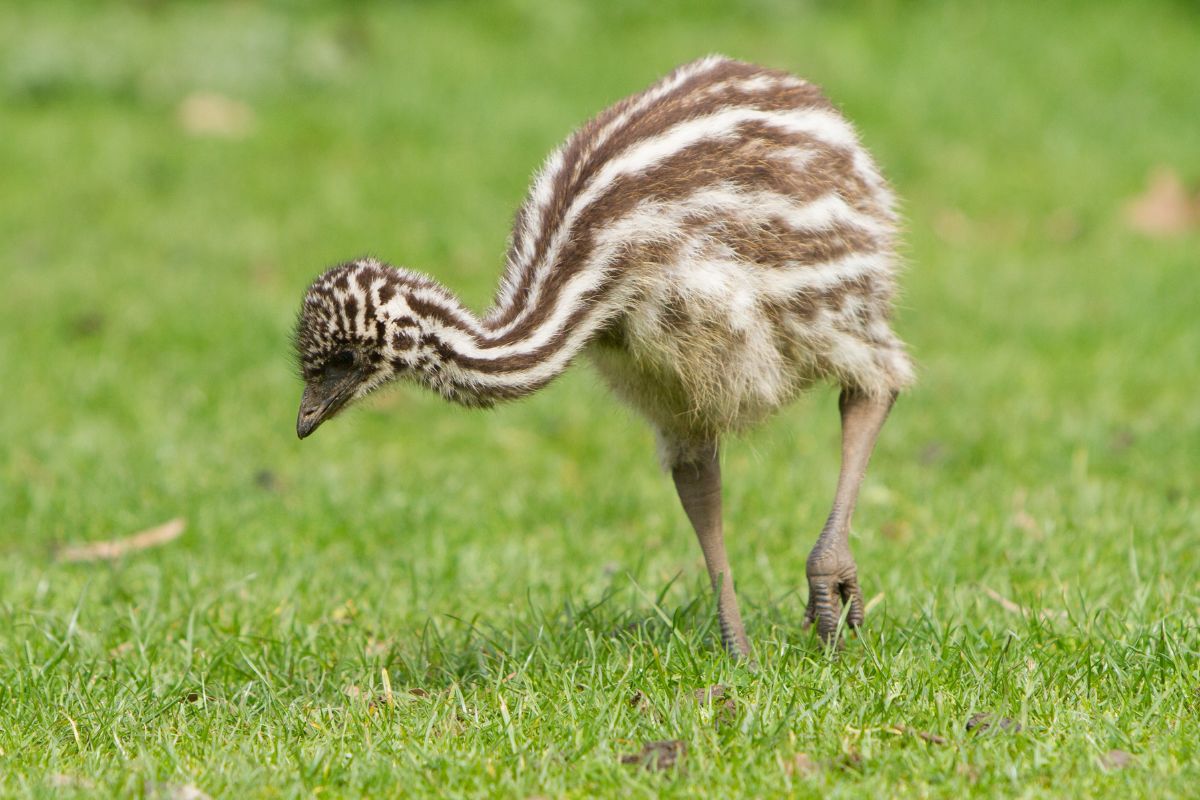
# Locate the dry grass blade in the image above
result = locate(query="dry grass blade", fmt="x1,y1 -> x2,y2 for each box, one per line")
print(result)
864,592 -> 886,615
380,668 -> 394,708
57,518 -> 186,563
177,91 -> 256,138
982,586 -> 1066,621
1123,167 -> 1200,237
889,724 -> 948,745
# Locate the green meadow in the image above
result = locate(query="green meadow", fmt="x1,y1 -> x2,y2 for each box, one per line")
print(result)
1,1 -> 1197,796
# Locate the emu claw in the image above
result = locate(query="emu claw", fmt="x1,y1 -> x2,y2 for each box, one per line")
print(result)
803,561 -> 864,646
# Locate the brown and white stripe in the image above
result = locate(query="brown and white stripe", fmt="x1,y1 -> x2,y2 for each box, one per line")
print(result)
296,55 -> 912,423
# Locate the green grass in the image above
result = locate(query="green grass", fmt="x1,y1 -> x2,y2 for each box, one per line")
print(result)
2,1 -> 1198,797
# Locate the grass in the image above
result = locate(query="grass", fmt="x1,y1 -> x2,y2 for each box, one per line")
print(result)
1,0 -> 1198,796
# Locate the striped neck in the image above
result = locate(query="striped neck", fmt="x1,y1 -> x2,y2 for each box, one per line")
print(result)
344,258 -> 617,408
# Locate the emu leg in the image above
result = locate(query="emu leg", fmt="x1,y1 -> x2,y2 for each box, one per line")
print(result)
672,445 -> 752,659
804,389 -> 896,644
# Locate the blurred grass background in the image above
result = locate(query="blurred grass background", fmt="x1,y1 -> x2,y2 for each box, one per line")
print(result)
1,1 -> 1197,797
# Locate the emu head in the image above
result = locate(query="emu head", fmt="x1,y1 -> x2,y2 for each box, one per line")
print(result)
293,259 -> 419,438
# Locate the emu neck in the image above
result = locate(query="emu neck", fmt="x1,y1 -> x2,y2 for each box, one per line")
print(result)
389,274 -> 596,408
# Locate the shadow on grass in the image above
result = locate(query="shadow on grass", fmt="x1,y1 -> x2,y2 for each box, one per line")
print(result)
378,580 -> 828,691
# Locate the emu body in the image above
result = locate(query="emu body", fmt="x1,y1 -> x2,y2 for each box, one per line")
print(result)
294,56 -> 913,654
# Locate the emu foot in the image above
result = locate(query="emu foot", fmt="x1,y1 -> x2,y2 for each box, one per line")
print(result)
717,623 -> 758,673
717,617 -> 752,662
803,542 -> 865,646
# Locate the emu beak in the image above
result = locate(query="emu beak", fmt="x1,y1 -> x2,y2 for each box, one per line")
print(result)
296,381 -> 353,439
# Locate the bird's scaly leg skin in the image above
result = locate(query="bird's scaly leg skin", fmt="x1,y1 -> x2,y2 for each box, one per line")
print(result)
804,389 -> 896,645
671,445 -> 752,659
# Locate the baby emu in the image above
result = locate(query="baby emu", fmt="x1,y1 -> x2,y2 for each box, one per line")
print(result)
293,56 -> 913,656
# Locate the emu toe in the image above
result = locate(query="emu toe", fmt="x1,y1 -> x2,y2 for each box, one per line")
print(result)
803,544 -> 865,646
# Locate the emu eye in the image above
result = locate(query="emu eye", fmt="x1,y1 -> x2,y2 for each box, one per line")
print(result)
325,350 -> 355,371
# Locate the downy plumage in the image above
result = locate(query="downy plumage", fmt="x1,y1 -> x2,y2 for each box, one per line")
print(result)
294,56 -> 913,655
